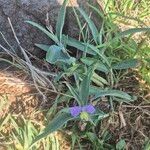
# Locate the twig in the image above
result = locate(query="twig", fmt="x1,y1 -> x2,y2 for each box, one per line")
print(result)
1,18 -> 57,102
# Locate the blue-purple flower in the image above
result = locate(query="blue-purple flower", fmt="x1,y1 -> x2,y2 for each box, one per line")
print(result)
69,104 -> 95,120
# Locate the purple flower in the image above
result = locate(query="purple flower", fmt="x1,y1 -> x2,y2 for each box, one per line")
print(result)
70,104 -> 95,117
69,106 -> 82,117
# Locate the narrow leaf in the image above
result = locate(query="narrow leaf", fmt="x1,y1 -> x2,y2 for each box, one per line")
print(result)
81,57 -> 109,73
62,35 -> 96,55
80,66 -> 95,105
65,82 -> 81,105
112,59 -> 139,70
31,112 -> 72,146
77,7 -> 99,43
35,44 -> 50,52
56,0 -> 68,41
92,72 -> 109,85
25,21 -> 58,43
116,27 -> 150,38
88,4 -> 105,19
90,88 -> 133,101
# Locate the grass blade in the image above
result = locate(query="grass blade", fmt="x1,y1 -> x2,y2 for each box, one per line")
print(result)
88,4 -> 105,19
92,72 -> 109,86
81,57 -> 109,73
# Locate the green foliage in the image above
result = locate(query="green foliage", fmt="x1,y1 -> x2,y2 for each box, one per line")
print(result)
56,0 -> 68,41
79,66 -> 95,105
24,0 -> 150,148
1,0 -> 149,149
32,112 -> 72,146
116,139 -> 126,150
102,0 -> 150,86
112,59 -> 139,70
136,45 -> 150,84
46,45 -> 75,65
0,98 -> 60,150
77,7 -> 99,43
90,88 -> 134,102
25,21 -> 58,44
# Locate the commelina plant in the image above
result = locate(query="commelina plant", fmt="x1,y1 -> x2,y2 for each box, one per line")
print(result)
26,0 -> 150,148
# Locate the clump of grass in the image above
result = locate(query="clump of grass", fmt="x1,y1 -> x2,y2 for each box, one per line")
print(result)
0,96 -> 71,150
101,0 -> 150,85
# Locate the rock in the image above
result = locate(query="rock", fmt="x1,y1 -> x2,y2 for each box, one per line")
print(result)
0,0 -> 101,56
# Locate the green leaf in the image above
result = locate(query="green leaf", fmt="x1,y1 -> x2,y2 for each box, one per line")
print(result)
116,27 -> 150,38
112,59 -> 139,70
25,21 -> 58,43
86,132 -> 98,143
92,77 -> 104,87
77,7 -> 99,43
92,72 -> 109,86
62,36 -> 109,66
88,45 -> 110,66
116,139 -> 126,150
31,112 -> 72,146
65,82 -> 81,105
81,57 -> 109,73
46,45 -> 75,64
80,66 -> 95,105
143,139 -> 150,150
90,88 -> 133,102
88,4 -> 105,19
62,35 -> 96,55
56,0 -> 68,41
35,44 -> 50,52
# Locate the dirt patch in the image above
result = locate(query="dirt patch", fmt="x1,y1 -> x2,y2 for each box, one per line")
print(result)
0,70 -> 40,117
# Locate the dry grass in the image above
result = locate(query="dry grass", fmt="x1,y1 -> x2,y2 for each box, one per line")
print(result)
100,70 -> 150,149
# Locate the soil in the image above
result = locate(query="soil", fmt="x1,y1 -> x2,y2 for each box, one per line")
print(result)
105,71 -> 150,150
0,69 -> 39,117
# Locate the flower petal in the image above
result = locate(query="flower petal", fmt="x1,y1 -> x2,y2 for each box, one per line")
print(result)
69,106 -> 82,117
82,104 -> 95,114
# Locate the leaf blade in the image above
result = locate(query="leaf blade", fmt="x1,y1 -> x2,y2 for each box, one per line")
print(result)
65,82 -> 81,105
25,21 -> 58,43
31,112 -> 72,146
77,7 -> 99,43
35,44 -> 50,52
56,0 -> 68,41
90,88 -> 134,102
80,65 -> 95,105
62,35 -> 96,55
118,27 -> 150,38
112,59 -> 139,70
46,45 -> 75,64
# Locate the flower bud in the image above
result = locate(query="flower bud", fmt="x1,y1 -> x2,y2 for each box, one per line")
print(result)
80,111 -> 89,121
